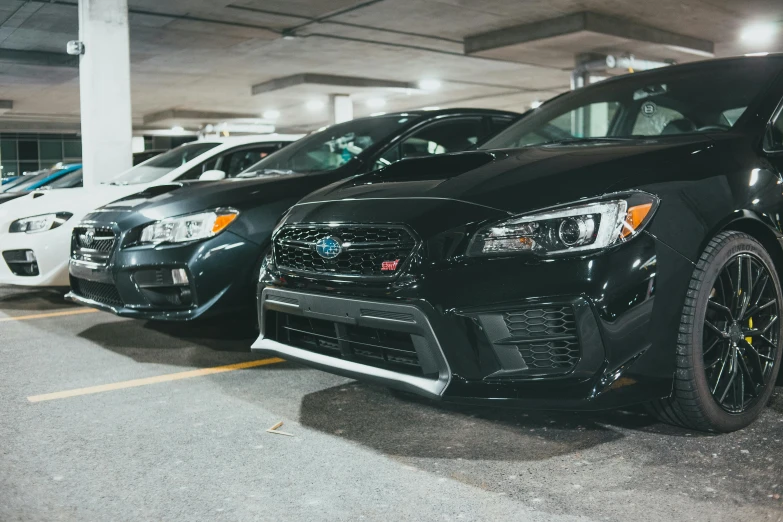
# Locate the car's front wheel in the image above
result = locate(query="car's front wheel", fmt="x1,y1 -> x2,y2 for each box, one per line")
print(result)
650,231 -> 783,432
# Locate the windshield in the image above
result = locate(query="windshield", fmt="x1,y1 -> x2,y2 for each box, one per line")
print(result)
482,59 -> 783,149
2,168 -> 56,193
109,142 -> 220,185
237,115 -> 420,177
45,168 -> 83,189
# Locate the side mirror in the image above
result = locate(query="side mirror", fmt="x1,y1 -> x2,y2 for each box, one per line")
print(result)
199,169 -> 226,181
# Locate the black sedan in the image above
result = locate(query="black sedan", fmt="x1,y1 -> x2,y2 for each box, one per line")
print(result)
66,108 -> 518,321
253,55 -> 783,432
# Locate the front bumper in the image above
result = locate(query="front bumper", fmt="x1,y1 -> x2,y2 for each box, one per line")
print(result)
0,227 -> 72,287
67,230 -> 262,321
253,230 -> 695,410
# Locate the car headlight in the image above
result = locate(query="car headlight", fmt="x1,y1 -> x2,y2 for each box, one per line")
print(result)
9,212 -> 73,234
468,192 -> 658,257
139,208 -> 239,245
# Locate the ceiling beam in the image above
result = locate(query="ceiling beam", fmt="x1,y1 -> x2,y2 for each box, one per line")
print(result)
465,11 -> 714,58
0,1 -> 44,45
0,49 -> 78,68
142,109 -> 261,125
252,73 -> 416,96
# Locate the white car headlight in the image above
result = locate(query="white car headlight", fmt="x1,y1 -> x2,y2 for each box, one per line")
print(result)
140,208 -> 239,245
9,212 -> 73,234
468,192 -> 658,257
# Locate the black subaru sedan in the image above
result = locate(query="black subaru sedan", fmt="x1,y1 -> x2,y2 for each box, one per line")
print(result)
254,55 -> 783,432
66,109 -> 518,321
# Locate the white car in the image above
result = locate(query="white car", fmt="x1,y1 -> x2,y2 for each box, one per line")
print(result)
0,134 -> 303,287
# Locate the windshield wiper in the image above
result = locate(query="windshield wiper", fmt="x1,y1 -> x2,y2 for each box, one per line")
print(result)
541,137 -> 638,145
238,168 -> 295,178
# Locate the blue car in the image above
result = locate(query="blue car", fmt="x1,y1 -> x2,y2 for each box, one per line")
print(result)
0,164 -> 83,205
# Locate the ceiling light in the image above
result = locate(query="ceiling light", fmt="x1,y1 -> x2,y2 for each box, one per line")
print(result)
740,23 -> 777,45
306,100 -> 325,111
366,98 -> 386,109
421,106 -> 440,111
263,110 -> 280,120
171,125 -> 184,132
530,100 -> 542,109
370,112 -> 387,117
745,51 -> 770,56
418,79 -> 441,91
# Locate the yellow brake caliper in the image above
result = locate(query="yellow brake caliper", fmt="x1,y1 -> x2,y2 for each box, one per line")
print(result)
745,316 -> 753,345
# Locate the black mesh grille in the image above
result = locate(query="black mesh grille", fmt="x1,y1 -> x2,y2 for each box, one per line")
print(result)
274,225 -> 416,278
71,226 -> 116,265
71,277 -> 123,307
504,306 -> 580,373
518,339 -> 580,370
504,307 -> 576,338
269,311 -> 428,376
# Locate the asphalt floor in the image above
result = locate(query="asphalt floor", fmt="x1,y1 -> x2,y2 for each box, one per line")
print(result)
0,284 -> 781,521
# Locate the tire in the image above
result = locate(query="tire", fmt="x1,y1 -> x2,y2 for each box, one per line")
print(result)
649,231 -> 783,432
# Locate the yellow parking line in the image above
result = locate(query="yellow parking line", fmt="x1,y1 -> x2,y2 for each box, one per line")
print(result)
0,308 -> 99,322
28,358 -> 285,403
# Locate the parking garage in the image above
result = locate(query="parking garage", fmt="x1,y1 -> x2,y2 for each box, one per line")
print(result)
1,1 -> 783,521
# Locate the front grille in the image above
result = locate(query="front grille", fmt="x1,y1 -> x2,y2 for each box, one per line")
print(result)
70,277 -> 123,307
504,306 -> 580,372
274,224 -> 416,279
71,226 -> 117,265
269,311 -> 429,376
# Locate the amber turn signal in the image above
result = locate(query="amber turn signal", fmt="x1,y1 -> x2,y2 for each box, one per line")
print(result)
212,213 -> 238,233
621,203 -> 653,238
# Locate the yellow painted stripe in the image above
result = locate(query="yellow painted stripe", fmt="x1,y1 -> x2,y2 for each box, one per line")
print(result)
0,308 -> 99,322
28,358 -> 285,402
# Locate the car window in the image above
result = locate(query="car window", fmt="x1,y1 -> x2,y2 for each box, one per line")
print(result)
109,142 -> 220,185
632,105 -> 686,136
375,117 -> 485,169
488,116 -> 516,137
223,145 -> 280,177
45,168 -> 83,189
482,59 -> 782,149
2,168 -> 55,192
238,115 -> 420,177
769,107 -> 783,150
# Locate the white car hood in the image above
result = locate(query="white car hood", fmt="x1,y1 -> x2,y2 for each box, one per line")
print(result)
0,184 -> 146,230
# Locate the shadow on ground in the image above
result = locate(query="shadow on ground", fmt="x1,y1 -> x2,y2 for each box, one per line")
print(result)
0,287 -> 72,312
299,382 -> 647,461
75,314 -> 289,369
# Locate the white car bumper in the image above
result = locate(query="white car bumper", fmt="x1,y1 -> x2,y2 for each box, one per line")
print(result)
0,225 -> 73,287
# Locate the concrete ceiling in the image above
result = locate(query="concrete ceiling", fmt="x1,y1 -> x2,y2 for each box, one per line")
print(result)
0,0 -> 781,134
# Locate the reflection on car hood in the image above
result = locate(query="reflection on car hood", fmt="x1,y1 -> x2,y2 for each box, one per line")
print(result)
298,135 -> 715,214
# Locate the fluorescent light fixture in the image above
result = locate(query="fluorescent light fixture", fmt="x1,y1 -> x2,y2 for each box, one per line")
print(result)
306,100 -> 325,111
530,100 -> 542,109
370,112 -> 387,117
745,51 -> 770,56
263,110 -> 280,120
740,23 -> 777,45
171,125 -> 184,132
421,106 -> 440,111
418,79 -> 441,91
366,98 -> 386,109
665,45 -> 714,58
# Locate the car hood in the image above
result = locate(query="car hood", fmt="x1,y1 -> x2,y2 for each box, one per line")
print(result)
298,135 -> 715,214
0,184 -> 144,230
84,171 -> 347,230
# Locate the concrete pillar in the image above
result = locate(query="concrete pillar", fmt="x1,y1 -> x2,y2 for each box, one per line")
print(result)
78,0 -> 133,186
328,94 -> 353,125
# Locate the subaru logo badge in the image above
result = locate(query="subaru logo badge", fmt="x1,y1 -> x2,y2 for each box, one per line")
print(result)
80,227 -> 95,248
315,236 -> 342,259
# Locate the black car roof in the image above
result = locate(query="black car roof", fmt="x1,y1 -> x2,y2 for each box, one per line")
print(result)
350,107 -> 520,121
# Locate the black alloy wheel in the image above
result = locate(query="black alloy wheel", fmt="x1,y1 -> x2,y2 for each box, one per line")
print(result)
650,231 -> 783,432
